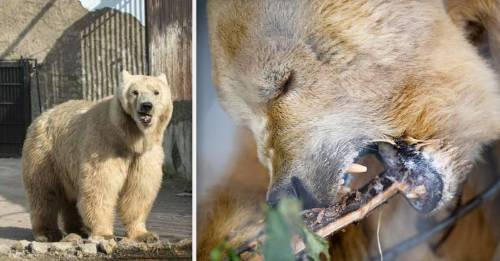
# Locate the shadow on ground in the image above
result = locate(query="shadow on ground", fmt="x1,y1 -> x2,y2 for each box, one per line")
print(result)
0,227 -> 32,241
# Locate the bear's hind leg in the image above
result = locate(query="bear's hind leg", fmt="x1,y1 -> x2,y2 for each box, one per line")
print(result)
23,157 -> 63,242
28,184 -> 63,242
61,198 -> 88,238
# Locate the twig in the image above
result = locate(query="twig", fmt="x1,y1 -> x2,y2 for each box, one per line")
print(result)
295,175 -> 407,254
376,205 -> 384,261
234,174 -> 408,257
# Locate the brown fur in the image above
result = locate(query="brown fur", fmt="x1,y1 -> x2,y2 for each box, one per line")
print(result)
200,0 -> 500,259
22,71 -> 173,242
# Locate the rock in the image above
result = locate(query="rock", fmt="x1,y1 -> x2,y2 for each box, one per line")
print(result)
98,239 -> 117,255
49,242 -> 74,252
12,240 -> 30,252
117,237 -> 137,249
30,242 -> 49,254
61,233 -> 83,243
79,243 -> 97,255
0,244 -> 11,255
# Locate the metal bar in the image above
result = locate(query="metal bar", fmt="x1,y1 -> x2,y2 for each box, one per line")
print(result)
371,178 -> 500,261
35,59 -> 42,114
0,123 -> 25,125
22,59 -> 31,125
0,83 -> 23,86
0,64 -> 21,68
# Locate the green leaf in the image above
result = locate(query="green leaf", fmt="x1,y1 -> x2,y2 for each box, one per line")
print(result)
226,246 -> 240,261
262,198 -> 330,261
277,198 -> 304,229
301,226 -> 330,261
210,245 -> 223,261
210,242 -> 241,261
263,207 -> 295,261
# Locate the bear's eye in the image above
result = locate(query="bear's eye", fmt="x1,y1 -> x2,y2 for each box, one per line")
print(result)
131,90 -> 138,96
154,90 -> 159,96
259,68 -> 293,101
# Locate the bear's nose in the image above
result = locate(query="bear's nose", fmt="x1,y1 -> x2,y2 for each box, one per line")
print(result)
140,102 -> 153,112
266,176 -> 322,209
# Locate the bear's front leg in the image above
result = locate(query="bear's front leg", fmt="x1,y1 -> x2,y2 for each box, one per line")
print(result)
78,162 -> 127,240
118,146 -> 163,243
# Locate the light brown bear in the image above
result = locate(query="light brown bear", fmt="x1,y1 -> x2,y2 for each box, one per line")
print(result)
22,71 -> 172,243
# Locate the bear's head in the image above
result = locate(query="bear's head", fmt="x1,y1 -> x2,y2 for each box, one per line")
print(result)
117,70 -> 172,133
208,0 -> 500,213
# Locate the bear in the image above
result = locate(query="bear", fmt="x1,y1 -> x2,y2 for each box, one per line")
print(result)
199,0 -> 500,259
22,70 -> 173,243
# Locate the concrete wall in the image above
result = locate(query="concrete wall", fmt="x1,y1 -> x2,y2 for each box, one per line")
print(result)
0,0 -> 147,117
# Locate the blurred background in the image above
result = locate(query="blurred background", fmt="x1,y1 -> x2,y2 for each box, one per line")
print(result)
196,0 -> 237,198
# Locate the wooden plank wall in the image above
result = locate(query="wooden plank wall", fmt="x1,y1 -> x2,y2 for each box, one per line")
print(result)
146,0 -> 192,100
146,0 -> 192,181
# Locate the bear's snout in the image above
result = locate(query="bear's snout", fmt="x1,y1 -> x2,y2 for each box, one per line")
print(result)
139,102 -> 153,113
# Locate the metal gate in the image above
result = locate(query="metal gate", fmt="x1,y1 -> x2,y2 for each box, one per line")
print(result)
0,60 -> 32,157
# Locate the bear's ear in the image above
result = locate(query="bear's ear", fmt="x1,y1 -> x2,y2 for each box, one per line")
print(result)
157,73 -> 168,86
122,70 -> 132,83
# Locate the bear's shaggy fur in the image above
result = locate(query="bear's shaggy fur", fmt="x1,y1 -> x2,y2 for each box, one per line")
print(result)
22,71 -> 173,242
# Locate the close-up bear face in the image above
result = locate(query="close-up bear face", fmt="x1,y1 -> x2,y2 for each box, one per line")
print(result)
208,0 -> 500,212
119,70 -> 173,132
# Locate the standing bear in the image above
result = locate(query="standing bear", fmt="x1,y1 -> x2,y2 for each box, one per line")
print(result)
22,71 -> 173,243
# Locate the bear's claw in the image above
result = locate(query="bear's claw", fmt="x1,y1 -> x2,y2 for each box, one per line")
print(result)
134,232 -> 160,244
89,234 -> 115,241
61,233 -> 83,243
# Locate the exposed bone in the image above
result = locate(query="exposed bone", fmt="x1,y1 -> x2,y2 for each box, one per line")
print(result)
346,163 -> 368,173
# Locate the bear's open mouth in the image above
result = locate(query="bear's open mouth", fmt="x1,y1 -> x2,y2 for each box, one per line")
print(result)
339,140 -> 443,213
138,112 -> 152,126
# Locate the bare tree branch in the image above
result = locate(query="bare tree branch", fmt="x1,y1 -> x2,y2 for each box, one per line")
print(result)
233,173 -> 409,258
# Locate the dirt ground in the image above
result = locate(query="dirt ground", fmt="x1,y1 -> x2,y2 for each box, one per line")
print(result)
0,158 -> 192,247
